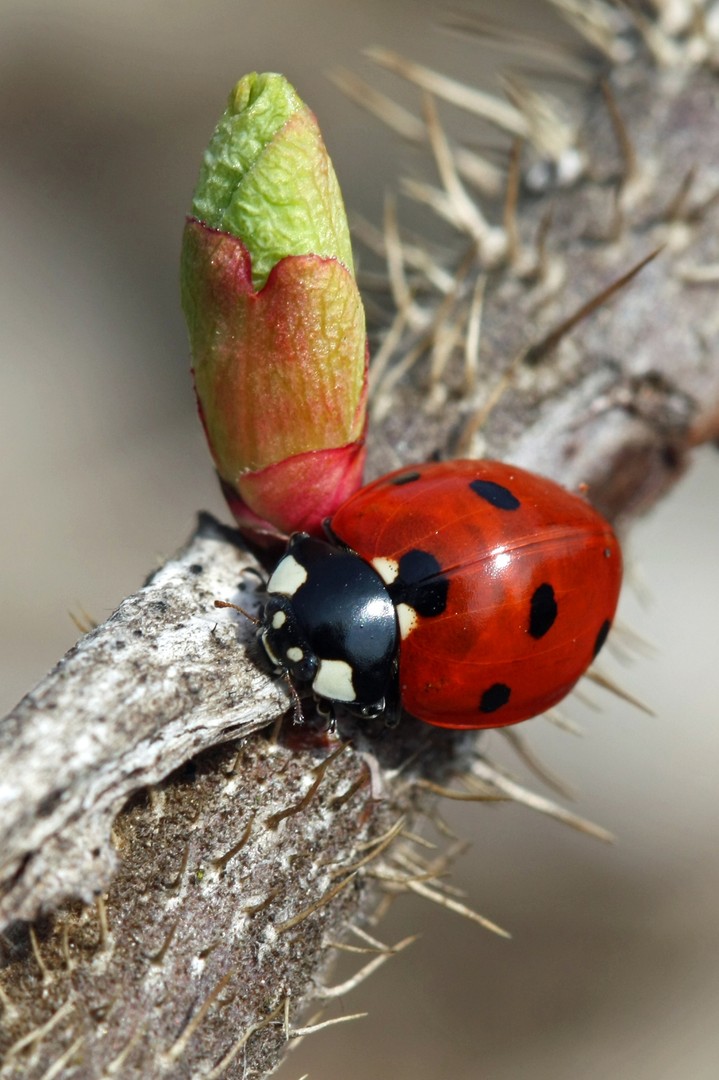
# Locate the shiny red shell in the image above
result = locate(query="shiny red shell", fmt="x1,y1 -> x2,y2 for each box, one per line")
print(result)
330,460 -> 622,729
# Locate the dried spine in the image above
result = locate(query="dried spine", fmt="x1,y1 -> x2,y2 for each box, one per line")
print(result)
3,2 -> 719,1077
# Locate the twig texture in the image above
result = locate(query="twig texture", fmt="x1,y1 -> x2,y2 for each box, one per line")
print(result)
3,4 -> 719,1077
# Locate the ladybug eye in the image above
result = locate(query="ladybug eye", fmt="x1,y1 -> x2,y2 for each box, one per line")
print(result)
286,649 -> 317,684
261,618 -> 318,684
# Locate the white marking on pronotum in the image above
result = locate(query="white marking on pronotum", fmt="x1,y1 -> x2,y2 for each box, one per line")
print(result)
272,610 -> 287,629
286,646 -> 304,663
267,555 -> 308,596
396,603 -> 419,640
371,556 -> 400,585
313,659 -> 356,703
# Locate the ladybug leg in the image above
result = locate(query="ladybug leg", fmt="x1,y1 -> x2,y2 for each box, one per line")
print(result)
382,667 -> 403,729
281,672 -> 306,726
313,699 -> 336,734
238,564 -> 267,591
320,519 -> 353,554
286,531 -> 311,552
321,517 -> 338,543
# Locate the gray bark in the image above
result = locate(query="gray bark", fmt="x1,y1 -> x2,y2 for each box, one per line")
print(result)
2,6 -> 719,1077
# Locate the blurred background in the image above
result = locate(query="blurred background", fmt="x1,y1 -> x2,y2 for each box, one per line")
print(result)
1,1 -> 718,1077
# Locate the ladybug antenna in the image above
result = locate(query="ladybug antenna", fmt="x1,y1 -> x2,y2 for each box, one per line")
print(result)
214,598 -> 260,626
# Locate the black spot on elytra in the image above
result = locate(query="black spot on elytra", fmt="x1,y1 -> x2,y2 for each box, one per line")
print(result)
388,548 -> 449,618
593,619 -> 611,658
470,478 -> 520,510
528,583 -> 557,639
389,470 -> 422,486
479,683 -> 511,714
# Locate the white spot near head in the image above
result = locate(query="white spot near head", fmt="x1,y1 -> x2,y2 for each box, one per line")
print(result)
261,630 -> 281,667
286,646 -> 304,663
267,554 -> 307,597
396,602 -> 419,640
372,556 -> 399,585
272,609 -> 287,629
312,658 -> 356,703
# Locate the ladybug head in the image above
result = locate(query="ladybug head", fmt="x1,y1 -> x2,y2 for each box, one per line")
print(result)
260,592 -> 319,687
258,533 -> 399,719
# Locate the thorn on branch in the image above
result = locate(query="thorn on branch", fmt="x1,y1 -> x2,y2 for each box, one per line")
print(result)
274,873 -> 358,935
265,743 -> 348,829
524,247 -> 663,366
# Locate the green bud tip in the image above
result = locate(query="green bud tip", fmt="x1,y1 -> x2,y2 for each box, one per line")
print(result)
189,72 -> 354,290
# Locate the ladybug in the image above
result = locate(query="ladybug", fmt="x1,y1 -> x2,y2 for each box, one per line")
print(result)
256,460 -> 622,729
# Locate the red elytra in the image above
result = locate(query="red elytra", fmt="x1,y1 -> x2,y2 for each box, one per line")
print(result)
328,459 -> 622,729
